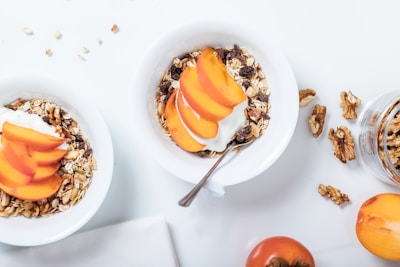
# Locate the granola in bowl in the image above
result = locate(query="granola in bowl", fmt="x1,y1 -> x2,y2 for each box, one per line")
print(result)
0,74 -> 113,246
131,19 -> 298,192
0,98 -> 96,218
156,44 -> 271,158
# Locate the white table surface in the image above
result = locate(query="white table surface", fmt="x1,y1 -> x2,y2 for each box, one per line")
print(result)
1,0 -> 400,266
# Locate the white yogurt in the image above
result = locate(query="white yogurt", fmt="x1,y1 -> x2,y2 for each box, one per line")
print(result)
0,107 -> 60,137
177,93 -> 247,152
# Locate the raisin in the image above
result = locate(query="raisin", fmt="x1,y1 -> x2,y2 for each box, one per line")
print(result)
257,92 -> 269,102
242,80 -> 251,89
170,65 -> 182,81
83,148 -> 93,158
239,66 -> 254,78
262,113 -> 270,120
215,48 -> 229,64
159,81 -> 171,94
75,135 -> 84,142
42,115 -> 50,124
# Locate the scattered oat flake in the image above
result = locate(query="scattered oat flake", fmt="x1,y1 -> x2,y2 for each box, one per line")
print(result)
96,37 -> 103,45
111,24 -> 119,33
81,46 -> 89,53
45,49 -> 53,56
53,30 -> 62,39
22,27 -> 33,35
77,53 -> 85,61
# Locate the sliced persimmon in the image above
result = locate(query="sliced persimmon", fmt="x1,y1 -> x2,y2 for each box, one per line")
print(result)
32,163 -> 61,182
197,47 -> 247,107
176,89 -> 219,139
0,174 -> 63,201
1,136 -> 36,176
2,121 -> 65,151
30,148 -> 67,166
0,150 -> 32,186
165,90 -> 205,152
180,66 -> 233,121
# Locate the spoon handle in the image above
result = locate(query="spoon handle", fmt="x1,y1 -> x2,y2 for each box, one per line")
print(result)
178,143 -> 235,207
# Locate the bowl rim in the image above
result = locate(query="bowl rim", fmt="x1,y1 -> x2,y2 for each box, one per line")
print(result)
130,18 -> 299,193
0,73 -> 114,246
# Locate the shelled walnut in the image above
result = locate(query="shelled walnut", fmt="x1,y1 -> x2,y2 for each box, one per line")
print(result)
308,104 -> 326,138
318,184 -> 350,205
299,88 -> 316,107
340,90 -> 361,119
328,126 -> 355,163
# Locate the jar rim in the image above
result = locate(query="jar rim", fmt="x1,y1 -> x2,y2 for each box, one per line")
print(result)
379,100 -> 400,182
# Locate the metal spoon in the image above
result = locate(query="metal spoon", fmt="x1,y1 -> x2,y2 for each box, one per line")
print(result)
178,138 -> 255,207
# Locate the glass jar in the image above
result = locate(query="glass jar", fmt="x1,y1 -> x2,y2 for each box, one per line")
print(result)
359,91 -> 400,186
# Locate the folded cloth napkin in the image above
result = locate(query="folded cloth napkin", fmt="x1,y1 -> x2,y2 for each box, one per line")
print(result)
0,216 -> 179,267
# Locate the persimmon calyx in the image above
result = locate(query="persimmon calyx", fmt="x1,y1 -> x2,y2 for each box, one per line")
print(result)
268,257 -> 312,267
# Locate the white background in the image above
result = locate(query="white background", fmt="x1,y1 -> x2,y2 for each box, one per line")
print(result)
1,0 -> 400,266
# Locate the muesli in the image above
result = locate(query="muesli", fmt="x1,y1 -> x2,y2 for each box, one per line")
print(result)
0,98 -> 96,218
156,44 -> 271,158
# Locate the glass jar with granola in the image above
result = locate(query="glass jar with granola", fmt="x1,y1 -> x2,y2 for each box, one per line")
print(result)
359,91 -> 400,185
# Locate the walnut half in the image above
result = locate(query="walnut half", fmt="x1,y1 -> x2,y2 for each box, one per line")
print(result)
340,91 -> 361,120
328,126 -> 355,163
318,184 -> 350,205
308,104 -> 326,138
299,88 -> 316,107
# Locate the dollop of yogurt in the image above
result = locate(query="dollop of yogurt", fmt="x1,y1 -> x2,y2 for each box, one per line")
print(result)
177,95 -> 247,152
0,107 -> 59,137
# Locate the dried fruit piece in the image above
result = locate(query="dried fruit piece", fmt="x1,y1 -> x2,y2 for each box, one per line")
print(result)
308,104 -> 326,138
328,126 -> 355,163
318,184 -> 350,205
340,90 -> 361,119
299,88 -> 316,107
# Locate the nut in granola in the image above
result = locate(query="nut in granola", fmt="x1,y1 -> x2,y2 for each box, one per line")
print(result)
328,126 -> 355,163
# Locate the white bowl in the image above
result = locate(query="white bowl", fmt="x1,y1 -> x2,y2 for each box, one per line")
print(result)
0,74 -> 114,246
131,19 -> 298,195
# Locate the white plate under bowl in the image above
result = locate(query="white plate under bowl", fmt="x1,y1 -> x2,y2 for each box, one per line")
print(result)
131,19 -> 298,194
0,74 -> 114,246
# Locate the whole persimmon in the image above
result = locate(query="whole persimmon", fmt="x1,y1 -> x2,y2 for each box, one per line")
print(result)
356,193 -> 400,261
246,236 -> 315,267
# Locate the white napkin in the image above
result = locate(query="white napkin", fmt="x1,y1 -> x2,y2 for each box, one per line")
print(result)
0,216 -> 179,267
